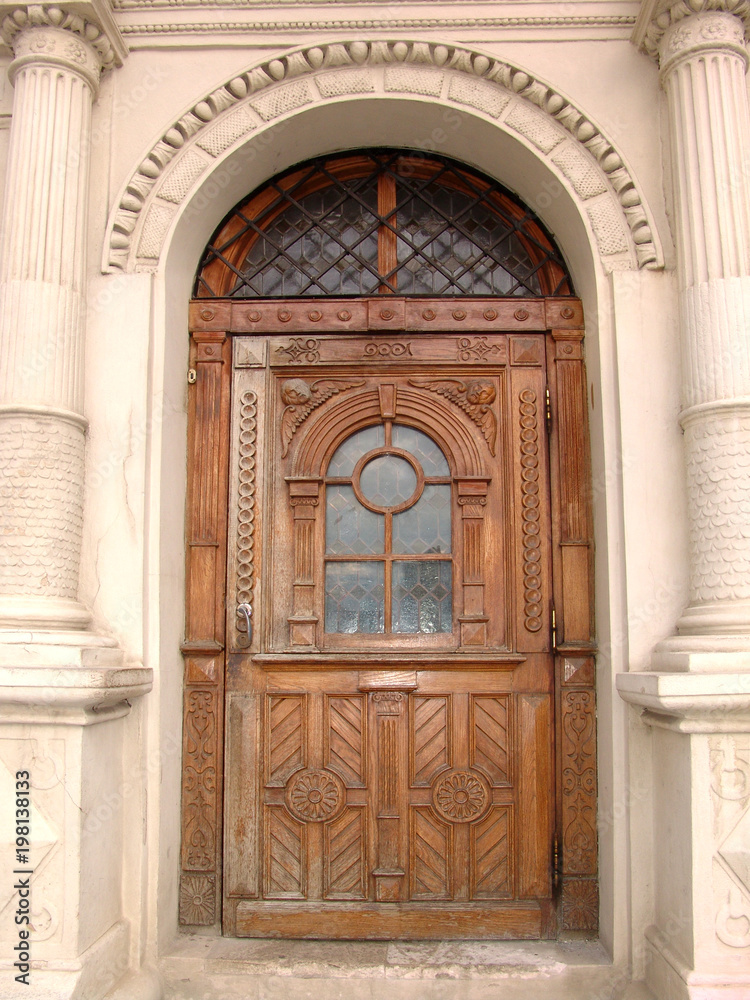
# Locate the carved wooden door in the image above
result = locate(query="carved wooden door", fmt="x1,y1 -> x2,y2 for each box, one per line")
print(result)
181,296 -> 597,938
179,297 -> 593,940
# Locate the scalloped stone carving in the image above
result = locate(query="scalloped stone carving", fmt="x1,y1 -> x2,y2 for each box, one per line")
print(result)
683,407 -> 750,604
0,416 -> 84,600
0,5 -> 124,75
104,40 -> 661,274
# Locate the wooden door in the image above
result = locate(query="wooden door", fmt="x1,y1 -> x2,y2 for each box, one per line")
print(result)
181,297 -> 598,938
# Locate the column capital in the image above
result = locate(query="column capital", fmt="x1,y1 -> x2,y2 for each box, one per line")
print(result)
0,1 -> 127,76
633,0 -> 750,63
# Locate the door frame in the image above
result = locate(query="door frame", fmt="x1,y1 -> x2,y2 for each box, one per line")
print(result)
178,296 -> 597,936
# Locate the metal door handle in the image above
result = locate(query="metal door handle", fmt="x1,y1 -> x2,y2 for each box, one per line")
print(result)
237,602 -> 252,645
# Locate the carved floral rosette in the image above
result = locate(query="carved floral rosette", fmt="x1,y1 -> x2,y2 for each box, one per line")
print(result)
431,768 -> 491,824
285,767 -> 346,823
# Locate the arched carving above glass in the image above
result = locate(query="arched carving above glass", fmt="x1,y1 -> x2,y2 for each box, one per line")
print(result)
195,151 -> 573,299
324,424 -> 453,635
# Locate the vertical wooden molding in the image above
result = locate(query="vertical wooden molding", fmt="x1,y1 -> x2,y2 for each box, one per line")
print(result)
550,331 -> 593,649
372,692 -> 406,901
180,330 -> 232,926
559,662 -> 598,931
234,390 -> 258,648
457,478 -> 490,647
549,325 -> 596,934
287,478 -> 321,647
518,387 -> 544,633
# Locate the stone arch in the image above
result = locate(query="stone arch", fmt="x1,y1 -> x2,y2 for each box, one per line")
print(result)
103,39 -> 663,276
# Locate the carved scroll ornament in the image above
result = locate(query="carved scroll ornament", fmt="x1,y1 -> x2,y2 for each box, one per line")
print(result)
280,377 -> 365,456
409,378 -> 497,455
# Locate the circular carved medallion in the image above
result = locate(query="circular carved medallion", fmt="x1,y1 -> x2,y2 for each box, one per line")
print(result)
285,768 -> 345,823
432,769 -> 490,823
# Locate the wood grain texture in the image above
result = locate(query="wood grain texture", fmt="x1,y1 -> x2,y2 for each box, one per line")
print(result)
180,330 -> 232,927
471,695 -> 511,786
235,901 -> 546,939
471,806 -> 513,899
411,696 -> 450,787
326,695 -> 366,787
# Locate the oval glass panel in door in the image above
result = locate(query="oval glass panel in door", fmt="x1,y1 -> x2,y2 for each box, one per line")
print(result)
324,424 -> 452,635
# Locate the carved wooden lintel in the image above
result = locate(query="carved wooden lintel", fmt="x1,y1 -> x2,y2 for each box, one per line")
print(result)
189,297 -> 587,335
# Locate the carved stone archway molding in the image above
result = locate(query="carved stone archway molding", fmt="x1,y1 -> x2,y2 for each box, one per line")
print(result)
103,39 -> 663,275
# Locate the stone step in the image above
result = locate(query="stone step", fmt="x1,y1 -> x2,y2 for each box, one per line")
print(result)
159,936 -> 649,1000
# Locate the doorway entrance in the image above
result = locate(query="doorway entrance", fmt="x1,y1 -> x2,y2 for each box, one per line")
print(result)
179,151 -> 597,939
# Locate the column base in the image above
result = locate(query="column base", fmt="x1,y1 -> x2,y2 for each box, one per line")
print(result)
0,595 -> 92,630
0,629 -> 151,723
677,600 -> 750,641
0,920 -> 130,1000
653,632 -> 750,673
646,926 -> 750,1000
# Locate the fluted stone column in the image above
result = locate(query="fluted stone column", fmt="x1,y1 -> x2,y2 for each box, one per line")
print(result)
0,5 -> 121,630
618,4 -> 750,998
658,7 -> 750,651
0,9 -> 155,1000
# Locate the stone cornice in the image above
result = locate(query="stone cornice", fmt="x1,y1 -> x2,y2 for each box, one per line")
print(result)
0,663 -> 153,724
119,16 -> 638,35
617,671 -> 750,732
0,2 -> 128,70
105,39 -> 662,273
633,0 -> 750,60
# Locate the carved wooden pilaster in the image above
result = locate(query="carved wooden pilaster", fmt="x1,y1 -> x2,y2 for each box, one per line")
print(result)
372,691 -> 406,901
558,657 -> 598,931
547,324 -> 596,932
287,478 -> 321,647
180,330 -> 232,926
359,671 -> 416,903
457,478 -> 490,647
550,330 -> 593,650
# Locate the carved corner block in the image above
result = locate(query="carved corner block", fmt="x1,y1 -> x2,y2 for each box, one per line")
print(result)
179,872 -> 217,926
561,877 -> 598,932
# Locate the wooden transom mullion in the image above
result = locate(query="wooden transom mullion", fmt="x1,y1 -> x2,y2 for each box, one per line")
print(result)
388,169 -> 544,282
377,170 -> 398,294
384,512 -> 393,631
266,178 -> 397,295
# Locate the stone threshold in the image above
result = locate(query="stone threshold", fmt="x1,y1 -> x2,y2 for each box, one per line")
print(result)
159,934 -> 655,999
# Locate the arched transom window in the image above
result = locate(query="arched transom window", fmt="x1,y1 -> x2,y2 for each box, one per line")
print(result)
195,150 -> 572,299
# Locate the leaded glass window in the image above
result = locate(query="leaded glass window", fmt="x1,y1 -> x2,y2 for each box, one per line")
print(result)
324,424 -> 453,635
195,150 -> 572,299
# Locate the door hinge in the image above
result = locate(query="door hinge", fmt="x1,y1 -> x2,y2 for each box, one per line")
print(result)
551,606 -> 557,651
545,384 -> 552,435
553,834 -> 561,888
187,368 -> 197,384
